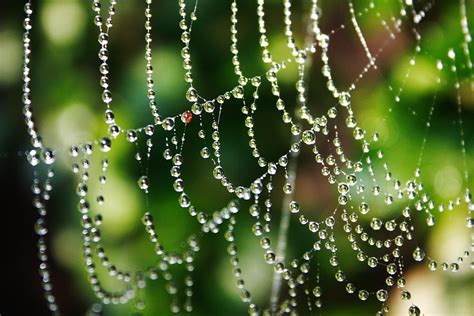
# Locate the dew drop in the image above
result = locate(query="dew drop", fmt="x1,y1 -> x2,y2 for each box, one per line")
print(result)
34,218 -> 48,235
204,101 -> 215,113
27,149 -> 40,166
232,86 -> 244,99
162,117 -> 175,131
126,130 -> 138,142
302,130 -> 316,145
138,176 -> 149,191
181,111 -> 193,124
179,193 -> 191,208
376,289 -> 388,302
370,218 -> 382,230
41,148 -> 55,165
358,290 -> 369,301
213,166 -> 224,179
339,92 -> 351,107
100,137 -> 111,152
289,201 -> 300,213
408,305 -> 420,316
368,257 -> 378,268
186,87 -> 198,102
412,247 -> 425,262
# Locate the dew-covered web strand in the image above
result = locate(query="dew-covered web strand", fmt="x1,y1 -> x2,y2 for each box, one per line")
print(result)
459,0 -> 474,88
449,49 -> 471,192
414,64 -> 440,175
349,0 -> 375,65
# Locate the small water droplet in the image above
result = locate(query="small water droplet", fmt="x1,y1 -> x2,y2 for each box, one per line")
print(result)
138,176 -> 149,191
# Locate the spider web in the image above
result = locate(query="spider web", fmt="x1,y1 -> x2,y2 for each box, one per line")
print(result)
19,0 -> 474,315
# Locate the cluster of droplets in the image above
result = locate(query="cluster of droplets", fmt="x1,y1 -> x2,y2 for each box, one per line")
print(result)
92,0 -> 121,138
32,168 -> 59,313
225,215 -> 259,315
23,0 -> 55,168
22,1 -> 43,150
22,2 -> 60,313
142,211 -> 199,313
71,142 -> 136,305
144,0 -> 162,124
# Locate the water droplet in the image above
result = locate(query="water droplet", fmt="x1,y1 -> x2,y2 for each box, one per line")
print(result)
162,117 -> 175,131
181,111 -> 193,124
97,195 -> 104,205
186,87 -> 198,102
267,163 -> 277,175
370,218 -> 382,230
126,130 -> 137,142
34,218 -> 48,235
335,270 -> 345,282
179,193 -> 190,208
325,216 -> 335,227
387,263 -> 397,275
376,289 -> 388,302
102,89 -> 112,103
145,124 -> 154,136
358,290 -> 369,301
264,251 -> 276,264
41,148 -> 55,164
232,86 -> 244,99
138,176 -> 149,191
204,101 -> 215,113
173,178 -> 184,192
426,215 -> 435,226
466,217 -> 474,228
302,130 -> 316,145
359,202 -> 369,214
76,183 -> 88,197
191,103 -> 202,115
100,137 -> 111,152
335,194 -> 347,205
339,92 -> 351,107
108,124 -> 121,138
289,201 -> 300,213
313,286 -> 322,297
412,247 -> 425,262
213,166 -> 224,179
346,283 -> 356,294
249,204 -> 260,217
308,221 -> 319,232
368,257 -> 378,268
27,149 -> 40,166
353,127 -> 365,140
408,305 -> 420,316
448,48 -> 455,60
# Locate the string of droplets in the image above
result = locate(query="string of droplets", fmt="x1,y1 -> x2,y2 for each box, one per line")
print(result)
21,0 -> 474,315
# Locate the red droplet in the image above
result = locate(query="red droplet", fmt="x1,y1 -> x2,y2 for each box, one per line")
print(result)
182,111 -> 193,124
